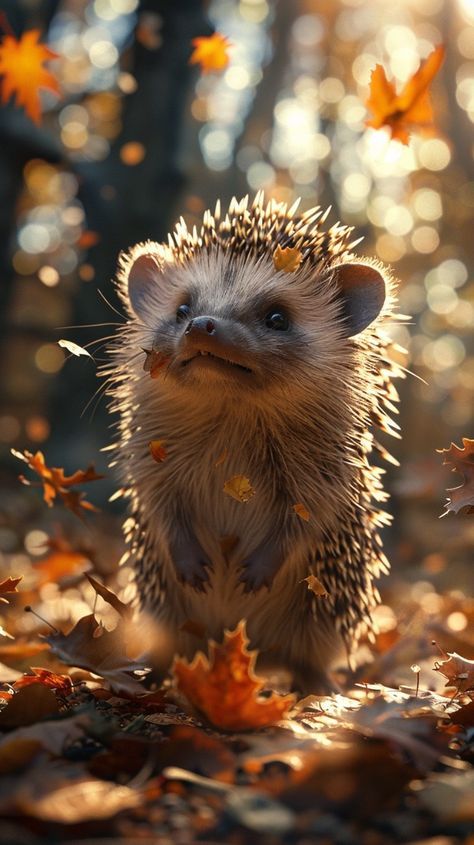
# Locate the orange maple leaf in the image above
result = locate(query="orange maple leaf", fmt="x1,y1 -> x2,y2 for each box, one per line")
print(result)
0,29 -> 60,124
189,33 -> 231,75
172,620 -> 295,731
365,45 -> 445,145
12,449 -> 103,517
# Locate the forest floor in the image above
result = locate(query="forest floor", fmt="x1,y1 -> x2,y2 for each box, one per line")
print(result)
0,469 -> 473,845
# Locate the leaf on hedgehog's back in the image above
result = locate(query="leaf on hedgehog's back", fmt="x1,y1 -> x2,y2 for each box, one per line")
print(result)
189,33 -> 232,74
437,438 -> 474,515
44,614 -> 149,695
273,245 -> 303,273
223,475 -> 255,503
293,503 -> 310,522
149,439 -> 167,463
303,574 -> 329,598
172,620 -> 295,731
58,339 -> 92,358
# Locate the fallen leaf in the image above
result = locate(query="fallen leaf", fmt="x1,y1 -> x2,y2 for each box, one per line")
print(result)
0,575 -> 22,604
0,29 -> 60,124
13,668 -> 73,695
190,32 -> 231,74
0,712 -> 92,760
0,641 -> 49,660
293,503 -> 310,522
433,648 -> 474,694
142,348 -> 170,379
149,439 -> 167,463
365,45 -> 445,145
44,614 -> 149,695
85,573 -> 133,620
12,449 -> 103,517
438,438 -> 474,515
303,574 -> 329,598
273,244 -> 303,273
223,475 -> 255,503
172,620 -> 295,731
58,339 -> 93,358
0,683 -> 59,729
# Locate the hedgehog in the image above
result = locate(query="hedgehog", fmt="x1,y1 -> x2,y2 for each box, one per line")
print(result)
103,192 -> 404,693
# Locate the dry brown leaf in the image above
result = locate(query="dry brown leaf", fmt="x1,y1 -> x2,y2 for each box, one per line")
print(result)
12,449 -> 103,517
85,573 -> 133,620
273,244 -> 303,273
365,45 -> 445,145
438,438 -> 474,515
0,575 -> 22,604
433,648 -> 474,694
303,574 -> 329,598
172,620 -> 295,731
149,439 -> 167,462
223,475 -> 255,503
293,503 -> 310,522
189,33 -> 231,75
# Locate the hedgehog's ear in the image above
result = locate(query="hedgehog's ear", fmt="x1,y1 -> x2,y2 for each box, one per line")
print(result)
126,253 -> 162,321
333,263 -> 386,336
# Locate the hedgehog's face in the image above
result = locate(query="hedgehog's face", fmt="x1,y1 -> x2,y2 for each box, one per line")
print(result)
124,247 -> 386,400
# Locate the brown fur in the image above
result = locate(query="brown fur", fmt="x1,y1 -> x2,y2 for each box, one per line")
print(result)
103,193 -> 404,692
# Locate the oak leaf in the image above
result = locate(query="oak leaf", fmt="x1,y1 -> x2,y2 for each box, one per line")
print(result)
223,475 -> 255,503
365,45 -> 445,145
190,33 -> 231,74
172,620 -> 295,731
0,29 -> 60,124
438,438 -> 474,515
12,449 -> 103,517
273,244 -> 303,273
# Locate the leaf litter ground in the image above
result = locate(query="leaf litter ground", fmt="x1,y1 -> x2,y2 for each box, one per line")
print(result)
0,481 -> 473,845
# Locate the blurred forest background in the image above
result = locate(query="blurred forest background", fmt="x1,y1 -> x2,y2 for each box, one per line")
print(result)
0,0 -> 472,652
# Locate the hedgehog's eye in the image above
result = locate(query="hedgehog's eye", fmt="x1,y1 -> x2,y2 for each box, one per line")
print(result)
264,311 -> 289,331
176,304 -> 191,323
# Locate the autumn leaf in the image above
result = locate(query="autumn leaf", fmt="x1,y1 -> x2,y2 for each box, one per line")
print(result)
149,440 -> 167,463
44,614 -> 149,695
273,244 -> 303,273
223,475 -> 255,503
0,29 -> 60,124
189,33 -> 231,75
13,668 -> 73,695
142,348 -> 170,378
77,230 -> 100,249
437,438 -> 474,516
34,535 -> 91,586
0,575 -> 22,604
365,45 -> 445,145
433,648 -> 474,694
85,573 -> 133,621
12,449 -> 103,517
303,574 -> 329,598
172,620 -> 295,731
58,339 -> 93,359
293,503 -> 310,522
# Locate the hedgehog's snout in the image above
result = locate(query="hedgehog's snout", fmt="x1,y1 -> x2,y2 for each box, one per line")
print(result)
184,316 -> 216,337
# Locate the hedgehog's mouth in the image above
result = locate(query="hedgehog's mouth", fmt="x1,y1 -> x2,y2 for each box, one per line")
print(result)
182,349 -> 253,374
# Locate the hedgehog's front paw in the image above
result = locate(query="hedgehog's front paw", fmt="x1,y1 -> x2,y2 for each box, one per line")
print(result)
239,540 -> 284,592
170,534 -> 211,591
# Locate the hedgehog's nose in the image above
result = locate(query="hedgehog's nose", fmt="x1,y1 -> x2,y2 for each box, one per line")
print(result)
185,317 -> 216,336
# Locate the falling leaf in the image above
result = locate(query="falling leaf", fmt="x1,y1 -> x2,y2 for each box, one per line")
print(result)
189,32 -> 231,75
0,29 -> 60,124
149,439 -> 167,463
142,348 -> 170,378
44,614 -> 149,695
0,575 -> 22,604
303,574 -> 329,598
172,620 -> 295,731
77,230 -> 100,249
34,536 -> 91,586
365,45 -> 445,145
223,475 -> 255,503
58,339 -> 93,358
293,503 -> 310,522
273,244 -> 303,273
433,648 -> 474,694
437,438 -> 474,515
85,573 -> 133,620
11,449 -> 103,517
